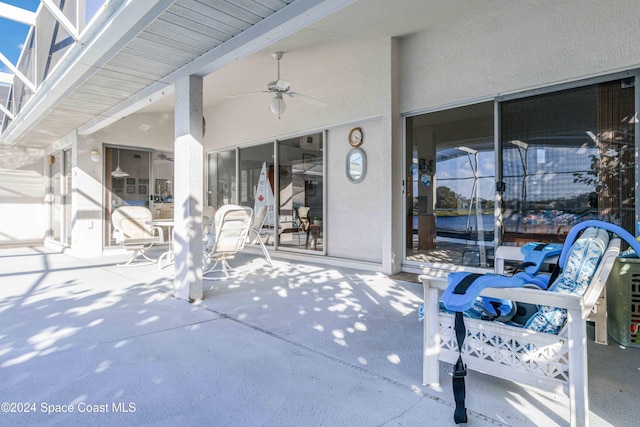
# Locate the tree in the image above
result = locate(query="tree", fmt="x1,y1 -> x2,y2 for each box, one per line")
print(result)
436,186 -> 458,209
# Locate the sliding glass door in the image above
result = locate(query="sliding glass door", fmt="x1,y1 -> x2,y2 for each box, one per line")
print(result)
405,75 -> 636,269
405,102 -> 495,267
207,149 -> 236,208
49,148 -> 71,246
104,147 -> 152,247
206,131 -> 325,254
239,143 -> 275,245
277,132 -> 324,251
500,78 -> 636,243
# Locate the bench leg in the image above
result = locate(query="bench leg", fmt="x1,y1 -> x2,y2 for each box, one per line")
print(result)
591,289 -> 608,345
423,280 -> 441,387
568,308 -> 589,427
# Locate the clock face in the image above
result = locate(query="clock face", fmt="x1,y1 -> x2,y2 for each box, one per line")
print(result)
349,127 -> 363,147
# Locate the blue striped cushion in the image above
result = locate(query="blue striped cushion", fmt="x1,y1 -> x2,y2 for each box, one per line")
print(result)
524,227 -> 609,334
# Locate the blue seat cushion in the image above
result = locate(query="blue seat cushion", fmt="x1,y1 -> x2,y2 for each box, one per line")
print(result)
524,227 -> 609,334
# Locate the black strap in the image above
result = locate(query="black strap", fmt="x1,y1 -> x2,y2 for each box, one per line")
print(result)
548,262 -> 562,285
453,311 -> 468,424
453,273 -> 482,295
533,243 -> 547,251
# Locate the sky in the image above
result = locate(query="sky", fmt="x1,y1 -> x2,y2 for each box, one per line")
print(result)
0,0 -> 41,73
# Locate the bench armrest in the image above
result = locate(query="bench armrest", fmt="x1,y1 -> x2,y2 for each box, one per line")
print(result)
419,275 -> 583,311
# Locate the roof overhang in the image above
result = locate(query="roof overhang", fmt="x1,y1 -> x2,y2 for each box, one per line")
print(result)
0,0 -> 354,148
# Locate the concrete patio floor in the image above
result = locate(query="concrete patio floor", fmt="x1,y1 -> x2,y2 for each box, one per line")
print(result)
1,246 -> 638,426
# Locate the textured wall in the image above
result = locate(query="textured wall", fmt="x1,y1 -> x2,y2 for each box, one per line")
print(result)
400,0 -> 640,113
204,40 -> 393,264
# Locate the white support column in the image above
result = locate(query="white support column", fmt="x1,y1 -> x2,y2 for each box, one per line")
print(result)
173,75 -> 204,302
383,37 -> 403,274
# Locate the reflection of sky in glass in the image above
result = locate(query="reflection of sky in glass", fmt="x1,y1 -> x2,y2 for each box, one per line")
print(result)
427,141 -> 600,202
349,153 -> 362,179
436,150 -> 495,200
502,143 -> 597,200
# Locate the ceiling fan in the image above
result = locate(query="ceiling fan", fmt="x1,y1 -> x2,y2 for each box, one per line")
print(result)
154,152 -> 174,162
226,52 -> 327,118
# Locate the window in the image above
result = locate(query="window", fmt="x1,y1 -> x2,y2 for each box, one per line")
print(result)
500,78 -> 636,243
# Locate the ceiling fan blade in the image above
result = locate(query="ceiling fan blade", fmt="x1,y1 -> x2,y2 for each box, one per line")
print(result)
287,92 -> 327,108
225,91 -> 269,99
155,154 -> 174,162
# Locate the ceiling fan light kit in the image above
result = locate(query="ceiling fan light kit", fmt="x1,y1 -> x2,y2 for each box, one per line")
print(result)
226,51 -> 326,117
112,148 -> 129,177
270,93 -> 286,115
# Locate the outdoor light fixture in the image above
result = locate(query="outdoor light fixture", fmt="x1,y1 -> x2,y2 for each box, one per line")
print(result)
269,93 -> 286,116
90,149 -> 101,163
111,148 -> 129,177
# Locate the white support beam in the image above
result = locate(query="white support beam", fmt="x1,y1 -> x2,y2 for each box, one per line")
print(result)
0,52 -> 36,92
41,0 -> 79,41
0,103 -> 13,120
0,2 -> 36,26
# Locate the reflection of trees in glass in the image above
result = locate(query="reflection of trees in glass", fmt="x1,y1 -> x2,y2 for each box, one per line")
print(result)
436,186 -> 458,209
436,185 -> 494,210
573,146 -> 632,189
572,130 -> 635,221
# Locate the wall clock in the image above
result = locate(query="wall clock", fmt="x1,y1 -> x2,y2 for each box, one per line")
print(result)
348,127 -> 363,147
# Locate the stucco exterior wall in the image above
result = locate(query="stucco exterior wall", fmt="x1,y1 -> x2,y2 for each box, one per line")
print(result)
327,120 -> 385,263
204,40 -> 393,265
90,112 -> 175,150
204,39 -> 391,149
399,0 -> 640,113
0,146 -> 46,246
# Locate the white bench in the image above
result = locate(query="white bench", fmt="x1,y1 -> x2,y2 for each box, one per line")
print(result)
420,233 -> 620,427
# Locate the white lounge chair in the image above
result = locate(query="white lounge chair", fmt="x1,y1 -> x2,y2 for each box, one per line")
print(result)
247,205 -> 273,266
112,206 -> 164,266
420,223 -> 621,427
203,204 -> 253,280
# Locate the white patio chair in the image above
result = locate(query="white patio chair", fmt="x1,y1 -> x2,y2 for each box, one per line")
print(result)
297,206 -> 312,248
203,204 -> 253,280
247,205 -> 273,265
202,206 -> 216,235
420,222 -> 622,427
112,206 -> 164,266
